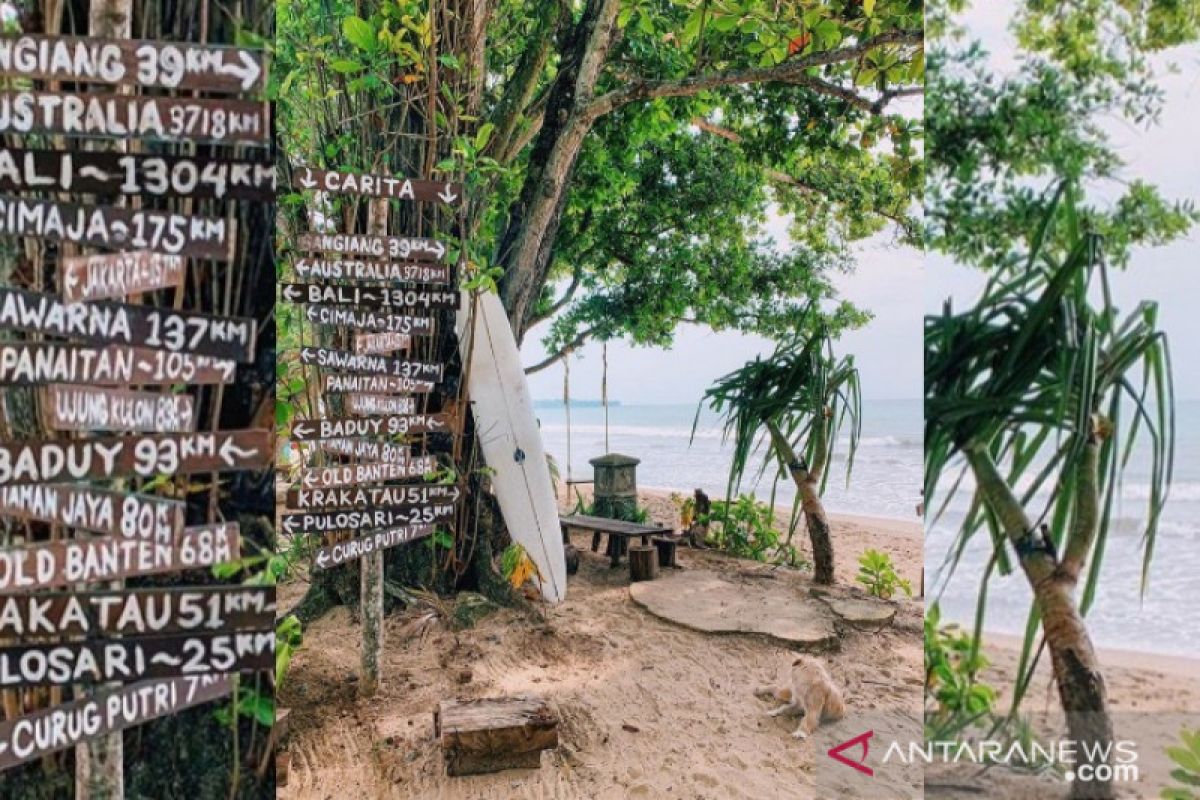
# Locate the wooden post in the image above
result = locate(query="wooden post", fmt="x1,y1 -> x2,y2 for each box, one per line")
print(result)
76,0 -> 131,797
359,197 -> 389,697
629,546 -> 657,582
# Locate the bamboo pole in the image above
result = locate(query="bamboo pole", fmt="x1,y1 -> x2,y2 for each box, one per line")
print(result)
359,197 -> 390,697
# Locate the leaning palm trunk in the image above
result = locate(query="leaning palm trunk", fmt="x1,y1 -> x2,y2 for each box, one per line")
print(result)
768,419 -> 835,584
966,442 -> 1112,800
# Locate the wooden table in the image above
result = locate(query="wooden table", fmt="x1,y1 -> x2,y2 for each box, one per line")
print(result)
559,514 -> 671,568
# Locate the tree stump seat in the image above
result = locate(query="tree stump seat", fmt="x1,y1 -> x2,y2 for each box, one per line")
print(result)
651,535 -> 679,568
435,696 -> 559,777
629,545 -> 657,581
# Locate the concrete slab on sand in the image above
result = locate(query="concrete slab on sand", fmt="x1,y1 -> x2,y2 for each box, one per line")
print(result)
629,570 -> 838,649
822,597 -> 896,627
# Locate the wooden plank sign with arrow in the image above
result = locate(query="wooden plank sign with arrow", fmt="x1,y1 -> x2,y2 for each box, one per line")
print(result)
0,36 -> 266,92
0,483 -> 184,542
60,250 -> 185,303
291,167 -> 461,206
281,283 -> 459,310
295,233 -> 447,262
299,346 -> 444,380
303,304 -> 435,335
321,372 -> 436,395
0,429 -> 270,486
293,257 -> 450,285
299,457 -> 437,489
312,524 -> 435,570
281,504 -> 454,536
0,344 -> 237,385
46,385 -> 197,433
291,413 -> 450,441
286,483 -> 462,511
315,438 -> 414,465
342,394 -> 417,416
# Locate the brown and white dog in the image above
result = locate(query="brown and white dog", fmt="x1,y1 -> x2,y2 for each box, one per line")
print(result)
755,655 -> 846,739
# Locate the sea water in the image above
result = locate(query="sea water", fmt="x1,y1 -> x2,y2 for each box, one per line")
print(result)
926,400 -> 1200,658
535,398 -> 923,522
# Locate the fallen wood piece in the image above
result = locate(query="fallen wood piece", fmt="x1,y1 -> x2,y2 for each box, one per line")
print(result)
434,696 -> 558,776
629,545 -> 657,582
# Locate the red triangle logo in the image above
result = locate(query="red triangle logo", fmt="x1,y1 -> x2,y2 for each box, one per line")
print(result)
827,730 -> 874,776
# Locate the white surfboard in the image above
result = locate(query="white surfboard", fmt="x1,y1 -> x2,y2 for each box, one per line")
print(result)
457,291 -> 567,602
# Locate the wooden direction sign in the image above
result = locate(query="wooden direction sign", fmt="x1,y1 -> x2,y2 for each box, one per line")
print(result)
292,413 -> 449,441
0,586 -> 274,638
0,630 -> 274,687
61,250 -> 185,303
304,304 -> 435,335
286,482 -> 462,510
0,483 -> 183,543
46,385 -> 196,433
296,232 -> 447,262
300,346 -> 444,381
0,148 -> 275,201
299,456 -> 437,489
0,675 -> 232,771
0,91 -> 269,145
0,286 -> 254,361
0,196 -> 232,259
322,372 -> 436,395
0,343 -> 236,385
282,283 -> 459,310
0,522 -> 239,592
0,35 -> 266,92
313,524 -> 435,570
355,331 -> 411,355
292,167 -> 461,206
281,504 -> 454,536
293,257 -> 450,285
316,438 -> 412,465
0,429 -> 270,486
344,394 -> 417,416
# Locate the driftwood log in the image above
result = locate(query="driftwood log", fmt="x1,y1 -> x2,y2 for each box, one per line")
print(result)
435,696 -> 558,776
629,546 -> 657,582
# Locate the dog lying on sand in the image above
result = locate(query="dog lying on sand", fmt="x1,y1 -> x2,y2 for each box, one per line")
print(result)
755,655 -> 846,739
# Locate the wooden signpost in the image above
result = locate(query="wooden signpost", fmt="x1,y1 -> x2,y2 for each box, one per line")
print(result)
0,522 -> 240,592
304,304 -> 435,334
312,524 -> 435,570
281,505 -> 454,536
299,346 -> 444,380
0,484 -> 184,542
0,675 -> 234,771
286,482 -> 462,511
0,586 -> 274,638
0,196 -> 234,259
291,413 -> 449,441
298,456 -> 437,489
46,385 -> 197,433
0,343 -> 237,385
295,232 -> 447,261
343,394 -> 417,415
60,250 -> 186,303
0,286 -> 254,360
293,257 -> 450,285
0,630 -> 275,687
0,26 -> 273,784
282,283 -> 459,310
0,148 -> 275,201
0,36 -> 266,92
0,91 -> 269,145
0,429 -> 271,486
292,168 -> 461,205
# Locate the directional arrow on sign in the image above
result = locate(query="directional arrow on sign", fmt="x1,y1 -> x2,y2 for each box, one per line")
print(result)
217,49 -> 264,91
293,421 -> 314,439
297,168 -> 317,189
282,284 -> 302,302
438,183 -> 458,204
220,436 -> 264,467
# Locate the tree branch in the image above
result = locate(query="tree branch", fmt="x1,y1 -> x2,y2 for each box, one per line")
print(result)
524,327 -> 598,375
586,29 -> 923,120
527,263 -> 585,328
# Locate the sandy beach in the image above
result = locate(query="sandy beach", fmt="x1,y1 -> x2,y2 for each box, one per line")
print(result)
276,487 -> 925,799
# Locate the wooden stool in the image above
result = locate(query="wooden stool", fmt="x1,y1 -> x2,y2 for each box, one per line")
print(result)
435,696 -> 558,776
629,545 -> 657,582
564,543 -> 580,575
652,536 -> 678,568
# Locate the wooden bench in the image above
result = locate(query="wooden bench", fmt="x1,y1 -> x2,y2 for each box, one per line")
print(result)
559,514 -> 671,568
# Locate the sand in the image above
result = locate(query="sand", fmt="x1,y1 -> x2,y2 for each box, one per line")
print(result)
276,487 -> 926,799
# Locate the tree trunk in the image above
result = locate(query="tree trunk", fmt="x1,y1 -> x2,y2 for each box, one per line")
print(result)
767,421 -> 835,585
496,0 -> 620,339
965,446 -> 1112,800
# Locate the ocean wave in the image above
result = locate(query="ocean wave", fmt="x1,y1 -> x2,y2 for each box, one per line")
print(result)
540,423 -> 726,440
1125,481 -> 1200,502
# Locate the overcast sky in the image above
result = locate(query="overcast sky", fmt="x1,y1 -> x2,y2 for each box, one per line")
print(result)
927,1 -> 1200,398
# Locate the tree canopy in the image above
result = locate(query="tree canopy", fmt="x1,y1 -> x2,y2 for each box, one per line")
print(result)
276,0 -> 924,368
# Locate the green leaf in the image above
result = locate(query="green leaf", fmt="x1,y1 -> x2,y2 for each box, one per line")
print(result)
330,58 -> 363,74
343,16 -> 376,52
475,122 -> 496,151
863,0 -> 876,17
